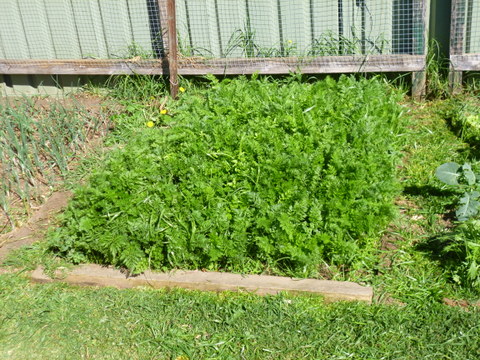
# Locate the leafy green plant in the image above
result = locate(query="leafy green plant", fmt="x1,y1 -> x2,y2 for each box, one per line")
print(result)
436,162 -> 480,221
433,162 -> 480,290
185,27 -> 390,59
308,31 -> 388,56
422,218 -> 480,291
442,98 -> 480,144
447,220 -> 480,289
49,75 -> 405,275
103,74 -> 170,142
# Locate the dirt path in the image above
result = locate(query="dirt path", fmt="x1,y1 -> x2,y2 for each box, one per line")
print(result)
0,191 -> 72,262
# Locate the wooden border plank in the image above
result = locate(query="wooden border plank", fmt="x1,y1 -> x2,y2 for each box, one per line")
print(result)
31,264 -> 373,303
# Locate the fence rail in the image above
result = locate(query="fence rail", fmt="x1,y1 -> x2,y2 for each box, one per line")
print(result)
0,0 -> 429,96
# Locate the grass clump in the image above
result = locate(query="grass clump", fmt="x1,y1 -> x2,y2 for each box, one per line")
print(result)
48,75 -> 405,275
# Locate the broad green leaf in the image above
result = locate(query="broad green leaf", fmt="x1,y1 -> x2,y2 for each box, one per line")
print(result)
456,191 -> 480,221
464,169 -> 477,185
461,163 -> 477,185
436,162 -> 461,185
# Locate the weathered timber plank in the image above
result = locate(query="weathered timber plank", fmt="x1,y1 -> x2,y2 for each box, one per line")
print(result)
31,264 -> 373,303
177,55 -> 426,75
1,55 -> 425,76
0,59 -> 166,75
450,54 -> 480,71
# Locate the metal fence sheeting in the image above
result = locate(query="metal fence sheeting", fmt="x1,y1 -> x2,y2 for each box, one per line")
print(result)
173,0 -> 426,76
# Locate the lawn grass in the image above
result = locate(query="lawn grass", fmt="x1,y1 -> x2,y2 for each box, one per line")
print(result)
2,75 -> 480,359
364,98 -> 480,303
1,273 -> 479,360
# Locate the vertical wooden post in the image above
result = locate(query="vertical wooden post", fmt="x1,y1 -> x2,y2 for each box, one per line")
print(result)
166,0 -> 179,98
412,0 -> 430,99
449,0 -> 464,94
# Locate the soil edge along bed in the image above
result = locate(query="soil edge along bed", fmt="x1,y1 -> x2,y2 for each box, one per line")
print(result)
0,191 -> 72,262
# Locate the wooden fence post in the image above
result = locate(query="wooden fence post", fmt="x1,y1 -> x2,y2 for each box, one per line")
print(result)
411,0 -> 430,99
449,0 -> 464,94
166,0 -> 179,98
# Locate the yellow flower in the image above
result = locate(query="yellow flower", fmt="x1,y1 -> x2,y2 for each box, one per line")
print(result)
146,121 -> 155,128
160,109 -> 168,115
179,86 -> 186,93
287,39 -> 293,44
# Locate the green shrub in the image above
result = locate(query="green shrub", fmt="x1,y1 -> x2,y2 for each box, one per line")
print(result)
48,75 -> 405,275
435,162 -> 480,221
433,161 -> 480,290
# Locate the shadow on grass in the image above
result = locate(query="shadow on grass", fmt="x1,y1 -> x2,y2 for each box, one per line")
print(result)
415,229 -> 464,273
403,184 -> 458,198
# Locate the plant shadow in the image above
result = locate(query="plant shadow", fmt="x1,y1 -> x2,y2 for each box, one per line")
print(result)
403,184 -> 458,198
415,229 -> 464,273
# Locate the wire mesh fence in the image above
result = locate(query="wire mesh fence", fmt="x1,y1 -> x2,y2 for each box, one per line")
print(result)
178,1 -> 421,58
0,0 -> 427,76
176,0 -> 427,75
450,0 -> 480,76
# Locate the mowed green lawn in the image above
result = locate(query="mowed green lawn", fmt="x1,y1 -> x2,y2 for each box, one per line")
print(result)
1,274 -> 479,360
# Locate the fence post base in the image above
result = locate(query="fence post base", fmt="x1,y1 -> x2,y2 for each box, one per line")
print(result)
412,71 -> 426,99
449,68 -> 463,94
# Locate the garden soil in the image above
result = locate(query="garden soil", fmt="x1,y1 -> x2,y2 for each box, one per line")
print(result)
0,191 -> 72,262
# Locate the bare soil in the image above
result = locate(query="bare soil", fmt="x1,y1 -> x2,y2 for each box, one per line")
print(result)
0,191 -> 72,262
